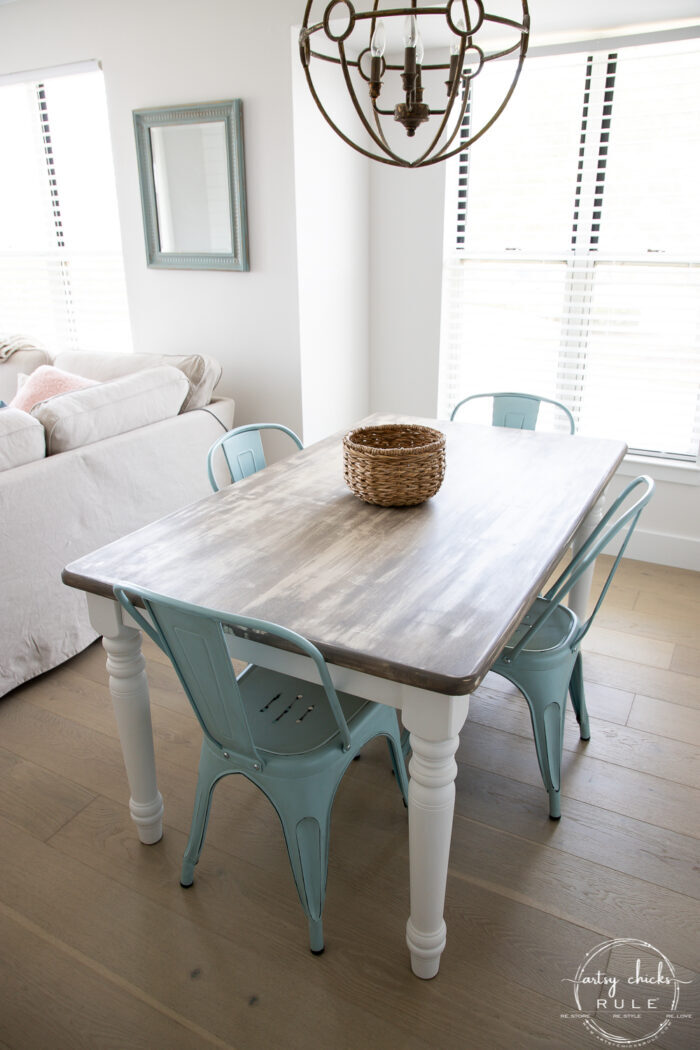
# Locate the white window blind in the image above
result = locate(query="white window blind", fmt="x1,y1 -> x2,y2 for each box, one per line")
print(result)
0,67 -> 132,353
439,36 -> 700,462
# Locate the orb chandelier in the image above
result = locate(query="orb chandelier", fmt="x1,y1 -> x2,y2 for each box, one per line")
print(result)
299,1 -> 529,168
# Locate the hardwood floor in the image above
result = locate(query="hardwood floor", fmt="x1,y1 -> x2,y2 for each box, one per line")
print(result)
0,557 -> 698,1049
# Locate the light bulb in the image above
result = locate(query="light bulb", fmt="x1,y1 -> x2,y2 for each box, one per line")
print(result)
371,20 -> 386,58
415,30 -> 424,66
404,14 -> 418,48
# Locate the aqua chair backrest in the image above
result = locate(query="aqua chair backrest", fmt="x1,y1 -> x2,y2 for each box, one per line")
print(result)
207,423 -> 304,492
113,586 -> 351,767
502,476 -> 654,663
451,392 -> 575,434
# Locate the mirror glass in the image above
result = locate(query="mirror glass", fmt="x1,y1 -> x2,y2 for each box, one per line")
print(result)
133,100 -> 248,271
150,122 -> 232,254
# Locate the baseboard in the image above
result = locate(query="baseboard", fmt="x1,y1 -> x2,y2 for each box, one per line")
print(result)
617,527 -> 700,572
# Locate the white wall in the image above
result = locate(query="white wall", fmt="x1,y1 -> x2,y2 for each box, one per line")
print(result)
0,0 -> 305,435
369,162 -> 445,417
608,465 -> 700,571
290,29 -> 370,445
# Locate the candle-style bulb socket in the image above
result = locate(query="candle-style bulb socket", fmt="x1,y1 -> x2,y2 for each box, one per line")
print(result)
446,53 -> 461,95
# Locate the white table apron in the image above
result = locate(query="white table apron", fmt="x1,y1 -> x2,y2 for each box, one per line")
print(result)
87,590 -> 470,981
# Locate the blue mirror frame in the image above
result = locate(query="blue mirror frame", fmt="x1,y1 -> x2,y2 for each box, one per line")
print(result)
133,100 -> 249,271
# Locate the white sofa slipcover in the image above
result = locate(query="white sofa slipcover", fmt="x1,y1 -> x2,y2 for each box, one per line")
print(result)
0,347 -> 234,696
0,406 -> 45,471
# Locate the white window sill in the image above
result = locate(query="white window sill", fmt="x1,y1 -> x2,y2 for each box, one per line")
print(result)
617,453 -> 700,486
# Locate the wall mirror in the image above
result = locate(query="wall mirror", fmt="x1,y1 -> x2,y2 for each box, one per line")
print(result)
133,100 -> 249,270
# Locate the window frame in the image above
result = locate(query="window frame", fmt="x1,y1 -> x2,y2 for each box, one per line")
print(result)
440,23 -> 700,473
0,60 -> 132,355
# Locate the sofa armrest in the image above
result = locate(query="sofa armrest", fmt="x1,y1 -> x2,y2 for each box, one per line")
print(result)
0,396 -> 235,697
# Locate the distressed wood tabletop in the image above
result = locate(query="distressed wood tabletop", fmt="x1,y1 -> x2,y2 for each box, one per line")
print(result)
63,415 -> 626,695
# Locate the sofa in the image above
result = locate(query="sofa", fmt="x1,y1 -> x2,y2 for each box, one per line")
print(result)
0,342 -> 235,697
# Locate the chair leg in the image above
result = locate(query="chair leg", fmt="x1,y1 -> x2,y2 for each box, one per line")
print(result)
568,651 -> 590,740
400,727 -> 411,759
276,798 -> 333,954
522,690 -> 568,820
386,731 -> 409,806
181,742 -> 225,887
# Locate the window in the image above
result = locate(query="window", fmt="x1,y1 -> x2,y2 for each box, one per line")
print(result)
0,64 -> 132,353
439,34 -> 700,462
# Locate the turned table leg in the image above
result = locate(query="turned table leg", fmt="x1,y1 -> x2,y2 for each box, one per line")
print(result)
569,492 -> 607,623
401,689 -> 469,979
87,594 -> 164,844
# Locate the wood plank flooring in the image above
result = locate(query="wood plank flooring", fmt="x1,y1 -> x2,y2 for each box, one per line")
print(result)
0,556 -> 698,1049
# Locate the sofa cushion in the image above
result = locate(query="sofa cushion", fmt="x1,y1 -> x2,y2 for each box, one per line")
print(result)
32,365 -> 190,454
0,346 -> 53,403
10,365 -> 98,413
53,351 -> 222,411
0,406 -> 46,471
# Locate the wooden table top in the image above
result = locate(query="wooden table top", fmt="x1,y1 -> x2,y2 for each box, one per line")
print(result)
63,415 -> 626,695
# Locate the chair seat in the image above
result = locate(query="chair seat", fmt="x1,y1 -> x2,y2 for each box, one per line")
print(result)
239,665 -> 369,757
499,598 -> 578,657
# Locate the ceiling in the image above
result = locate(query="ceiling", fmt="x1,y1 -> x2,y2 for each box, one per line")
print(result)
527,0 -> 700,42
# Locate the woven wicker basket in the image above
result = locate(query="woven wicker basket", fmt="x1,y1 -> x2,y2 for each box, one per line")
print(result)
343,423 -> 446,507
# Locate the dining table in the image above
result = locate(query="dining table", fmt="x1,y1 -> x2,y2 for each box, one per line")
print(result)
62,413 -> 626,978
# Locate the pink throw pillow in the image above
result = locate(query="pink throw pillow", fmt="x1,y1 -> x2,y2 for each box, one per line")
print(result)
10,365 -> 97,413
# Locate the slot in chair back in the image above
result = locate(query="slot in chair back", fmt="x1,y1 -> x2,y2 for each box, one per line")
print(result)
451,392 -> 575,434
207,422 -> 303,491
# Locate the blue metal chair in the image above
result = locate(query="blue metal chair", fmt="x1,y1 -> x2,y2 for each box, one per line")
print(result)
450,391 -> 575,434
207,422 -> 304,492
208,422 -> 412,767
490,476 -> 654,819
114,585 -> 408,954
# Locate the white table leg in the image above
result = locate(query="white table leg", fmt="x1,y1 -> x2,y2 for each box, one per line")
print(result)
568,491 -> 607,622
401,689 -> 469,979
87,594 -> 164,844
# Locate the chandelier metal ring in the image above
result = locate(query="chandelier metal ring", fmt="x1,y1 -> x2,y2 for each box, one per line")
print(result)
322,0 -> 357,42
446,0 -> 484,37
299,0 -> 530,168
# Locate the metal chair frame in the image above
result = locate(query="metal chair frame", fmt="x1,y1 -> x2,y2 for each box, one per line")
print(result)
114,584 -> 407,953
450,391 -> 575,434
491,476 -> 654,818
207,422 -> 303,492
